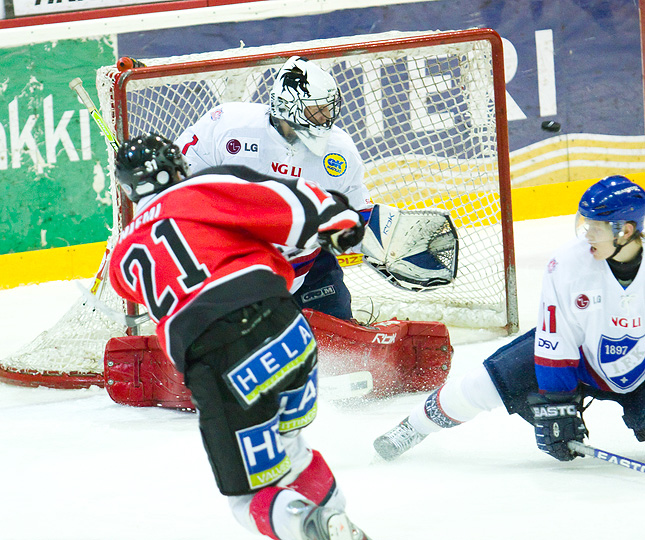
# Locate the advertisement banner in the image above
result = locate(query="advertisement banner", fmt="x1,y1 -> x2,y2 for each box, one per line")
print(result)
117,0 -> 645,187
0,38 -> 115,255
13,0 -> 164,17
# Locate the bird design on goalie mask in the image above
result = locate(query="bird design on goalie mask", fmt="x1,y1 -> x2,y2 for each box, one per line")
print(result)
280,64 -> 311,97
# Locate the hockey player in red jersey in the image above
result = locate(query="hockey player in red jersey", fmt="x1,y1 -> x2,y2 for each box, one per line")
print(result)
109,133 -> 371,540
374,175 -> 645,463
176,56 -> 373,320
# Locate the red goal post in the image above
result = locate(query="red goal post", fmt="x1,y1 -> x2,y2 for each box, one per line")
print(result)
0,28 -> 517,388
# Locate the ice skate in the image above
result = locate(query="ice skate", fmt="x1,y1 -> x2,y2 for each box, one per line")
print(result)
373,417 -> 427,461
288,500 -> 371,540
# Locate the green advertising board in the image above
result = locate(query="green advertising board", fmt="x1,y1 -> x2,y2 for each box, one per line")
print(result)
0,38 -> 116,255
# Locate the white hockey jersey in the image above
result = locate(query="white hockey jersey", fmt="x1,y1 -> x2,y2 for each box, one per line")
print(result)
175,102 -> 371,211
175,102 -> 372,292
534,237 -> 645,394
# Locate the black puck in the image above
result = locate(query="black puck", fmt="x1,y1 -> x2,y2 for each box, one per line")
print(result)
541,120 -> 561,132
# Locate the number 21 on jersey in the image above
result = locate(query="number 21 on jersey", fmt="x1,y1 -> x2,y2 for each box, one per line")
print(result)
120,218 -> 210,321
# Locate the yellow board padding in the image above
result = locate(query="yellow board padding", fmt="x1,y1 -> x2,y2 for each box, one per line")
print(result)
3,174 -> 645,289
1,241 -> 108,290
509,134 -> 645,187
511,174 -> 645,221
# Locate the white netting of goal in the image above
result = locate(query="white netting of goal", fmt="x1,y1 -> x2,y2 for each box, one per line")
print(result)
0,30 -> 516,387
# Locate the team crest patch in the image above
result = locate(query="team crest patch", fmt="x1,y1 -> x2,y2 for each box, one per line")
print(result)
210,108 -> 223,121
323,153 -> 347,177
597,334 -> 645,390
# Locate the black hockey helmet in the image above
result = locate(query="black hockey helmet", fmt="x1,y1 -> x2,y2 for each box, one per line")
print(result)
115,133 -> 189,203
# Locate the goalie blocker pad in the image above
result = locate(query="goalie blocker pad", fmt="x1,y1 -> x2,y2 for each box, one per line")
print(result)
103,311 -> 453,408
361,204 -> 458,290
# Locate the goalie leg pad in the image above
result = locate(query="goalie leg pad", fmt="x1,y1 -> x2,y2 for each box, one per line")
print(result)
303,309 -> 452,397
104,310 -> 452,407
104,335 -> 194,410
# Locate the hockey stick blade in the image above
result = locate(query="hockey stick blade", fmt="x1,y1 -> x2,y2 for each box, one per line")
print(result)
568,441 -> 645,473
69,77 -> 120,153
318,371 -> 373,400
75,282 -> 150,328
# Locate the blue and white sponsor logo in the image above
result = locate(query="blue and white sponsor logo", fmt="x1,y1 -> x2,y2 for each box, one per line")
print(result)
226,314 -> 315,407
278,367 -> 318,432
236,415 -> 291,489
597,334 -> 645,390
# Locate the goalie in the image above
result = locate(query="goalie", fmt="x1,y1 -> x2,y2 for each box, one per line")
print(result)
176,55 -> 458,321
103,56 -> 457,410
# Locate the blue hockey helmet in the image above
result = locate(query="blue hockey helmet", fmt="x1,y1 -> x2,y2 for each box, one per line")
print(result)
577,176 -> 645,239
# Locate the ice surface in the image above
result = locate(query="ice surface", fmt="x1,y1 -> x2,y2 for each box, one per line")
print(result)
1,215 -> 642,540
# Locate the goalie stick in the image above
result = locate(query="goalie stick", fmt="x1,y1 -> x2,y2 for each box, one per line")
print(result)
69,77 -> 119,153
568,441 -> 645,473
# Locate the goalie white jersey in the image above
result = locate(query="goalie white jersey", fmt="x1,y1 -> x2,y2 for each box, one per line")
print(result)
175,102 -> 371,293
535,237 -> 645,394
175,102 -> 371,211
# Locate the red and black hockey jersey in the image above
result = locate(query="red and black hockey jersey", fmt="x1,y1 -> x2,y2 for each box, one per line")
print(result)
109,165 -> 360,371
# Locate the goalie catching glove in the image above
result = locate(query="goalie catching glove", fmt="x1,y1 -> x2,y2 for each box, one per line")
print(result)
528,392 -> 588,461
317,191 -> 365,256
361,204 -> 458,290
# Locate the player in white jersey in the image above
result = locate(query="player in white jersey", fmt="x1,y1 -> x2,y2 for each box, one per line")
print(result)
374,175 -> 645,462
176,56 -> 372,320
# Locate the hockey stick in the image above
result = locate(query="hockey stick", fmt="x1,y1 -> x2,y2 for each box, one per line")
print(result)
75,282 -> 150,328
318,371 -> 373,400
568,441 -> 645,473
69,77 -> 119,153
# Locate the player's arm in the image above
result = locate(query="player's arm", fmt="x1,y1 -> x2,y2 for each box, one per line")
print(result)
197,172 -> 364,254
175,109 -> 222,174
529,260 -> 588,461
533,263 -> 583,393
315,190 -> 365,256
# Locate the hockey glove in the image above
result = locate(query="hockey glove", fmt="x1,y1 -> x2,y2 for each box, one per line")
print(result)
528,392 -> 588,461
318,191 -> 365,256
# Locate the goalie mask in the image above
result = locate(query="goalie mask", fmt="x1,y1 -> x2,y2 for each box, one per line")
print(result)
115,133 -> 189,203
269,56 -> 342,156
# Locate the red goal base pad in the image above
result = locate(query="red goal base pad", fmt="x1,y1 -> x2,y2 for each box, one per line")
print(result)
103,309 -> 452,409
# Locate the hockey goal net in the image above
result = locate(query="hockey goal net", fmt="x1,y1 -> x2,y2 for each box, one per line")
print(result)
0,29 -> 516,388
